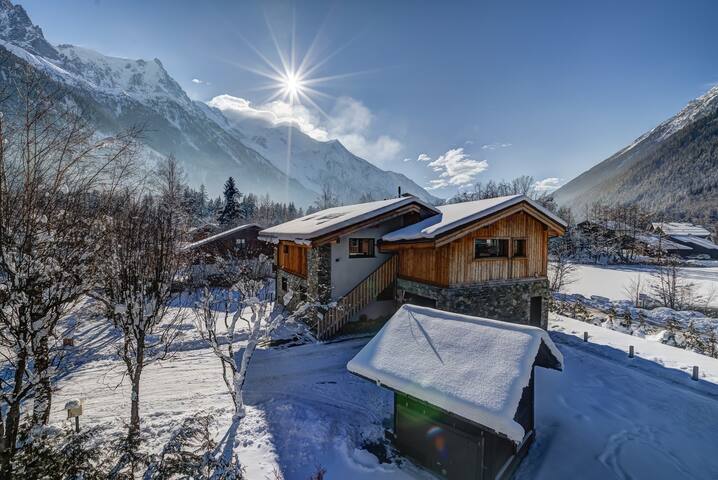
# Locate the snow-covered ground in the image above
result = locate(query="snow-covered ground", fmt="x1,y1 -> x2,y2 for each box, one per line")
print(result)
566,263 -> 718,307
51,302 -> 718,479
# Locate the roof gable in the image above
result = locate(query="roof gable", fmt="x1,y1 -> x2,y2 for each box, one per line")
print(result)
382,195 -> 566,244
259,196 -> 438,244
184,223 -> 260,250
347,304 -> 562,443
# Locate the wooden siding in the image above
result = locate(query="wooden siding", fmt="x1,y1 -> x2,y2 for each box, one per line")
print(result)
277,241 -> 308,278
397,212 -> 548,287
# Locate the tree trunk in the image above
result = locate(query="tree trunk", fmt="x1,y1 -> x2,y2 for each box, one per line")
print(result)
32,334 -> 52,426
129,335 -> 145,439
233,338 -> 258,420
0,350 -> 28,478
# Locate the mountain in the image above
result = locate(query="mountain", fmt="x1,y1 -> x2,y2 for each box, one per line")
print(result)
0,0 -> 439,206
553,86 -> 718,225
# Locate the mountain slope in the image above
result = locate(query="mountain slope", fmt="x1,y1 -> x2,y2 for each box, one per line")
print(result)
0,0 -> 438,206
553,86 -> 718,224
211,99 -> 439,204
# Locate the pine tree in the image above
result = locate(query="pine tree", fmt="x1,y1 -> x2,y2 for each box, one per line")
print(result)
219,177 -> 241,225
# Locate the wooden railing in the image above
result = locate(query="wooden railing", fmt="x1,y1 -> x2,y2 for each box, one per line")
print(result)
316,255 -> 399,340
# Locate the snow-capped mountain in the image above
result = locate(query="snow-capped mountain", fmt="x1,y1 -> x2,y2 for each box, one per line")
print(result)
553,84 -> 718,224
211,96 -> 438,203
0,0 -> 438,206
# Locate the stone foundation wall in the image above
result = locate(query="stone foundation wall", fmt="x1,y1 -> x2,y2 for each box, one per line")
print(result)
276,269 -> 309,311
397,277 -> 550,329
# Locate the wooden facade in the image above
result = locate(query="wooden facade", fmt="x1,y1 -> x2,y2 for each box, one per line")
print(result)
393,211 -> 549,287
277,240 -> 308,278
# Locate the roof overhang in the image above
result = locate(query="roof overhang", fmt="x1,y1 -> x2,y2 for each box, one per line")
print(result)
380,200 -> 566,251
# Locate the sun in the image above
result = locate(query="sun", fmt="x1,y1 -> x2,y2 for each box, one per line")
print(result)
281,71 -> 304,101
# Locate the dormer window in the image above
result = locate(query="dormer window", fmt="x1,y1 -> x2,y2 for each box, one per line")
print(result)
349,238 -> 375,258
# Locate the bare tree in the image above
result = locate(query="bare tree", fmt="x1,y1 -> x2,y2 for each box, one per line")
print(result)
93,188 -> 186,453
0,66 -> 137,474
624,274 -> 646,308
312,183 -> 339,211
548,236 -> 577,292
192,255 -> 280,420
650,257 -> 696,310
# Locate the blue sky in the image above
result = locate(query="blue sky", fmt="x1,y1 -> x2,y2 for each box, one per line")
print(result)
21,0 -> 718,196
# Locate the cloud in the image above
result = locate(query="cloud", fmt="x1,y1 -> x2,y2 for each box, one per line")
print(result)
192,78 -> 210,85
464,140 -> 474,145
417,153 -> 431,162
425,148 -> 488,190
481,142 -> 512,150
207,94 -> 402,166
534,177 -> 563,192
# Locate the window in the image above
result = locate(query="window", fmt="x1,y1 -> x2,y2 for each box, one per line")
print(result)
513,239 -> 527,258
235,238 -> 246,249
281,276 -> 288,291
349,238 -> 375,258
283,244 -> 289,254
474,239 -> 508,259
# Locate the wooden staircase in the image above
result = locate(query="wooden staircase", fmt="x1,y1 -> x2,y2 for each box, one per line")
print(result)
316,255 -> 399,340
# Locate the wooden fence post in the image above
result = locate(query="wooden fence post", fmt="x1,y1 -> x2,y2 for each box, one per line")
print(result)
583,332 -> 588,342
692,366 -> 699,381
628,345 -> 634,358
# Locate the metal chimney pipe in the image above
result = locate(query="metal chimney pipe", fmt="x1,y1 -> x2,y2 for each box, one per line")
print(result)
398,186 -> 402,197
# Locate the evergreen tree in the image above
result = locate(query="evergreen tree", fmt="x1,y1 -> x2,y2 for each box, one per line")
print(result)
219,177 -> 241,225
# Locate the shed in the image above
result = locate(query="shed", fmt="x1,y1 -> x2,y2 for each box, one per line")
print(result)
347,304 -> 563,479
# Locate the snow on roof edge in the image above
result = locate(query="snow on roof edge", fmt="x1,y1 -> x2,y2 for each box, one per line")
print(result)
259,196 -> 439,242
347,304 -> 563,443
382,195 -> 566,242
184,223 -> 260,250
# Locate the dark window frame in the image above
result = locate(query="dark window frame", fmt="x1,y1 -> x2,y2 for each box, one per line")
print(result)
348,238 -> 376,258
281,276 -> 288,291
474,238 -> 509,259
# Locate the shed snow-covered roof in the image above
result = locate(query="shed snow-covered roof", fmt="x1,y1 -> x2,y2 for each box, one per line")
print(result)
259,196 -> 438,242
651,222 -> 712,237
185,224 -> 260,250
347,304 -> 563,443
670,235 -> 718,251
381,195 -> 566,242
635,234 -> 693,251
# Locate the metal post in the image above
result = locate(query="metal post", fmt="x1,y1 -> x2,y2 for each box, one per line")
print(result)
628,345 -> 634,358
75,416 -> 80,433
692,366 -> 699,381
583,332 -> 588,342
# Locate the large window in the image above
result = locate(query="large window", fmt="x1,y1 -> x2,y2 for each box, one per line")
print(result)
349,238 -> 375,258
474,238 -> 509,259
513,238 -> 527,258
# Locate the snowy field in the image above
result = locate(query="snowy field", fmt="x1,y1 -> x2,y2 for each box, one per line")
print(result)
51,303 -> 718,479
565,263 -> 718,307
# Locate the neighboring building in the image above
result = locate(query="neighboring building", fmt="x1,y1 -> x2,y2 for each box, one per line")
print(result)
348,304 -> 563,480
647,222 -> 718,259
185,224 -> 272,284
634,233 -> 694,258
650,222 -> 713,240
259,194 -> 566,339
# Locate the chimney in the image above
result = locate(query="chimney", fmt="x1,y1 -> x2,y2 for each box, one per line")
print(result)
398,186 -> 402,198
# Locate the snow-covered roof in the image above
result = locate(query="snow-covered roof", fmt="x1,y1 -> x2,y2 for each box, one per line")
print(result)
670,235 -> 718,251
185,223 -> 260,250
651,222 -> 712,238
347,304 -> 563,443
635,234 -> 693,251
259,196 -> 438,242
382,195 -> 566,242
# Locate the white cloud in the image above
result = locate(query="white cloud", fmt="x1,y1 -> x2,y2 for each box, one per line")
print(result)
481,142 -> 512,150
403,157 -> 412,162
207,94 -> 402,166
534,177 -> 563,192
425,148 -> 488,190
417,153 -> 431,162
192,78 -> 210,85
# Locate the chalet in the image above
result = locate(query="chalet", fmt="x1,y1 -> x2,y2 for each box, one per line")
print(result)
348,304 -> 563,479
648,222 -> 718,259
185,223 -> 273,285
259,194 -> 566,339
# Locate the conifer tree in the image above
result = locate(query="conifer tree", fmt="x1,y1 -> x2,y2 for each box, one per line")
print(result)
219,176 -> 241,225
